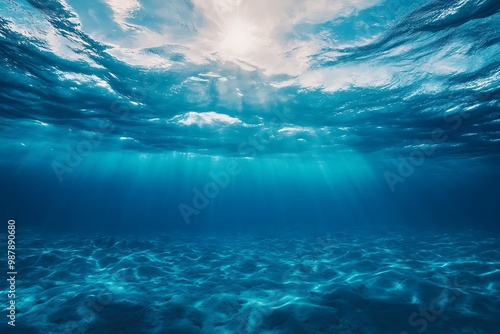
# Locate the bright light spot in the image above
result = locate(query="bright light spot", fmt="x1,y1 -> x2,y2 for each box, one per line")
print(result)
278,126 -> 315,135
35,120 -> 49,127
219,18 -> 257,56
171,111 -> 245,127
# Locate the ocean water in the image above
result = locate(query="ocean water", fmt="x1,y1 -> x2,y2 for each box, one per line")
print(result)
1,0 -> 499,333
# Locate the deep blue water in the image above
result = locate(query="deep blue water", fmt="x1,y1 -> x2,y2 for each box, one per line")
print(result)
1,0 -> 499,333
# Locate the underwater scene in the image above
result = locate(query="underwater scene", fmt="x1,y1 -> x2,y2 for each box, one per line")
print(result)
1,0 -> 500,333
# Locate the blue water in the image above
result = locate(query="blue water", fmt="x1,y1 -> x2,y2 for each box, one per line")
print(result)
1,0 -> 499,333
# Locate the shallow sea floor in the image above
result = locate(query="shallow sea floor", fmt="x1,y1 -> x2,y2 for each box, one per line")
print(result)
4,230 -> 500,334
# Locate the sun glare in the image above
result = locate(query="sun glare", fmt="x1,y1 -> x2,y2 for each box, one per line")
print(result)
219,18 -> 257,56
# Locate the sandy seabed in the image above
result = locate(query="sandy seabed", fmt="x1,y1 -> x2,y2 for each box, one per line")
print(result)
3,230 -> 500,334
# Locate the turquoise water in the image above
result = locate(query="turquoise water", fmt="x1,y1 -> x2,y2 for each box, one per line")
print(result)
1,0 -> 499,333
